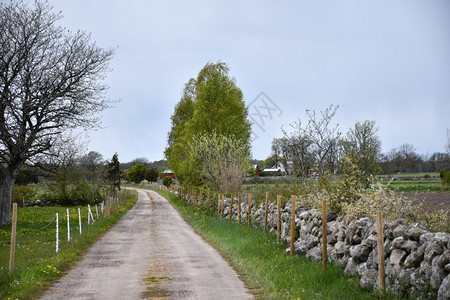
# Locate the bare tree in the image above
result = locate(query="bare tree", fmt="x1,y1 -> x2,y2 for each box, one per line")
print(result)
0,1 -> 116,225
304,105 -> 341,174
274,105 -> 341,176
78,151 -> 104,173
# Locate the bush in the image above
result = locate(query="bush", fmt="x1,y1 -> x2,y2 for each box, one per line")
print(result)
441,168 -> 450,186
145,168 -> 159,182
287,161 -> 449,232
440,168 -> 447,179
12,185 -> 35,207
47,183 -> 104,206
162,176 -> 173,188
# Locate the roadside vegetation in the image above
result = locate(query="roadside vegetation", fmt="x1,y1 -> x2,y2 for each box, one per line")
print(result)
0,189 -> 137,300
157,189 -> 404,299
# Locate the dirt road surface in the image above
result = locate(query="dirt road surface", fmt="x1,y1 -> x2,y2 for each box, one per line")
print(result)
41,188 -> 252,299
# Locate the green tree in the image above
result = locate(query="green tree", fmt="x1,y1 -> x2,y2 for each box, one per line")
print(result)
105,153 -> 121,195
145,168 -> 159,182
126,163 -> 158,184
165,61 -> 251,187
263,156 -> 276,169
164,94 -> 194,182
162,176 -> 173,188
340,120 -> 381,185
126,163 -> 148,184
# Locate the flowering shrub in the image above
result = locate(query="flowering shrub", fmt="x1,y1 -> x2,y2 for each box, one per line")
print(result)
291,159 -> 449,232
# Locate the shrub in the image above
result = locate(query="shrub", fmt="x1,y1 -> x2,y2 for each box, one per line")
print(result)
442,170 -> 450,187
290,163 -> 449,232
145,168 -> 159,182
162,176 -> 173,188
127,163 -> 148,183
440,168 -> 447,179
12,185 -> 35,207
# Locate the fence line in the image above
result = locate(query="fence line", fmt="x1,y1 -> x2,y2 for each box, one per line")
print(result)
16,216 -> 56,232
6,190 -> 133,277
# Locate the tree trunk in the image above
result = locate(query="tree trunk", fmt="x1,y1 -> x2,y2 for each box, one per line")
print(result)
0,174 -> 15,226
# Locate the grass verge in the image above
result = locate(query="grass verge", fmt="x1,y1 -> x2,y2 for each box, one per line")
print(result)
0,189 -> 137,299
157,190 -> 399,300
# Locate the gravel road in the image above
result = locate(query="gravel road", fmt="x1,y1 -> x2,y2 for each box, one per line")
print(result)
40,188 -> 252,299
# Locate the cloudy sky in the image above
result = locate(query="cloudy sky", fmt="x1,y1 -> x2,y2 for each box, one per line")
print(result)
38,0 -> 450,162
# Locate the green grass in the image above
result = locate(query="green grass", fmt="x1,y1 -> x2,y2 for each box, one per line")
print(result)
157,190 -> 399,300
0,189 -> 137,300
376,172 -> 439,178
376,180 -> 446,192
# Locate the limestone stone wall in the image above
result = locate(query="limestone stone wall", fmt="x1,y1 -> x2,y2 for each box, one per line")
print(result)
186,194 -> 450,299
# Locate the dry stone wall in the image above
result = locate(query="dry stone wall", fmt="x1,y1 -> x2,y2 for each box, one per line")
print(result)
185,194 -> 449,299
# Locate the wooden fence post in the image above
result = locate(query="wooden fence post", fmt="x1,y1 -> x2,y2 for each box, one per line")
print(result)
264,192 -> 269,232
277,195 -> 281,243
217,194 -> 220,214
248,193 -> 252,227
290,196 -> 295,256
238,192 -> 241,224
221,195 -> 225,220
9,203 -> 17,276
322,200 -> 327,271
377,211 -> 386,293
229,193 -> 234,221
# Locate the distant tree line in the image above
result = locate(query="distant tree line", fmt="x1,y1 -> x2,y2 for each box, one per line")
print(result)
15,154 -> 169,186
119,158 -> 168,171
379,144 -> 449,174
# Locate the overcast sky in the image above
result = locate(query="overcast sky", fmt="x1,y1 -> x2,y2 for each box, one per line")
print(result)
34,0 -> 450,162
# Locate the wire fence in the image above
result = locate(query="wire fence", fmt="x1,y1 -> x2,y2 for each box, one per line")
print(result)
6,193 -> 126,276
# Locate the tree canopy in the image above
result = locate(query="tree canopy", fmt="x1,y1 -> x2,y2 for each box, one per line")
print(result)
126,163 -> 158,184
165,61 -> 251,188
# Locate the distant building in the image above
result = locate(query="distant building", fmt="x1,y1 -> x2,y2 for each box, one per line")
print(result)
161,169 -> 175,179
262,162 -> 287,176
261,168 -> 282,176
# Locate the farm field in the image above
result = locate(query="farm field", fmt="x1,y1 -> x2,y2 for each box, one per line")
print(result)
376,173 -> 444,193
377,173 -> 450,214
